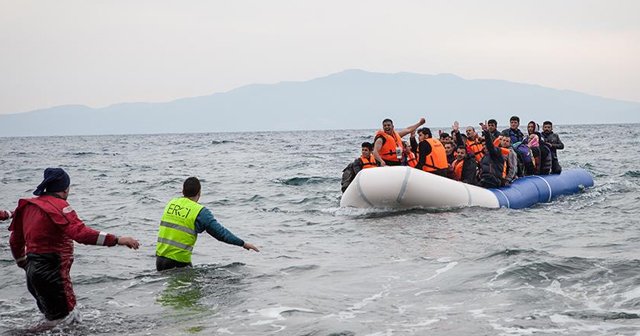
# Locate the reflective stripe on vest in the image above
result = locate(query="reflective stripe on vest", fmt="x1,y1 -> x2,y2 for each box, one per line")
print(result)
156,197 -> 204,263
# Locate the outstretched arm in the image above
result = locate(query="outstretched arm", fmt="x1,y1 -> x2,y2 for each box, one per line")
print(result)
196,207 -> 259,252
397,118 -> 426,137
372,137 -> 386,166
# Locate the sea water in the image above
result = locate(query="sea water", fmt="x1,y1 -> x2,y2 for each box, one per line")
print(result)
0,125 -> 639,335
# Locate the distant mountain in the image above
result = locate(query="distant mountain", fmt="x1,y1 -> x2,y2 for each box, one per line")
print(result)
2,69 -> 639,136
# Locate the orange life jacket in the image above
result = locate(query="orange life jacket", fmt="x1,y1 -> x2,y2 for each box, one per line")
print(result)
360,155 -> 378,169
406,151 -> 417,168
499,147 -> 510,179
453,159 -> 464,181
375,130 -> 403,163
466,138 -> 485,163
418,138 -> 448,173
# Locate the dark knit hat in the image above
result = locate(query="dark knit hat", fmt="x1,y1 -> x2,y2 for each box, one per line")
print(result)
34,168 -> 71,195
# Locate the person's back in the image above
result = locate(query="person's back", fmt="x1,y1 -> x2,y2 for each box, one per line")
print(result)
156,177 -> 259,272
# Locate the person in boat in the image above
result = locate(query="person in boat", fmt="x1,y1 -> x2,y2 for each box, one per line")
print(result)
444,141 -> 456,165
451,121 -> 465,148
526,121 -> 552,175
464,126 -> 485,163
415,127 -> 448,177
451,145 -> 479,185
498,136 -> 518,185
373,118 -> 425,166
438,131 -> 452,144
501,116 -> 526,144
8,168 -> 140,323
540,121 -> 564,174
354,142 -> 380,173
487,119 -> 501,140
479,123 -> 507,188
401,141 -> 418,168
0,209 -> 12,221
156,177 -> 259,272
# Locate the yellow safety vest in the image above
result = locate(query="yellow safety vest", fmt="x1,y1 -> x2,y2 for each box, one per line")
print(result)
156,197 -> 204,263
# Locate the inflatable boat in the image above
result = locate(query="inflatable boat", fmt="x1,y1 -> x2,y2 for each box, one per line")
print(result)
340,166 -> 594,209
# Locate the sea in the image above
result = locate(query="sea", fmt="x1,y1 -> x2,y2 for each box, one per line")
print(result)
0,124 -> 639,336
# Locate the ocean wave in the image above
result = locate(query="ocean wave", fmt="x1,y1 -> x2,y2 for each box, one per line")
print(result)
623,170 -> 640,178
276,176 -> 336,186
211,140 -> 234,145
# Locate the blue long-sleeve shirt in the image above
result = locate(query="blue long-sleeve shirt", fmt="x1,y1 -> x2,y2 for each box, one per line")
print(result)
194,207 -> 244,247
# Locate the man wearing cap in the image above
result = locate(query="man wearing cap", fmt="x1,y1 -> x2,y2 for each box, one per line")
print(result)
8,168 -> 140,323
156,176 -> 260,271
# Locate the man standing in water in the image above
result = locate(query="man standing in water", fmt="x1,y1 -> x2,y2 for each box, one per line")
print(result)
156,177 -> 260,271
8,168 -> 140,323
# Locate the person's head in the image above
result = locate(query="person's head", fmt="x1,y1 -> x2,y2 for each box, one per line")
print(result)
183,177 -> 201,200
417,127 -> 432,140
382,118 -> 394,134
444,142 -> 455,155
456,145 -> 467,160
488,119 -> 497,133
527,121 -> 537,135
34,167 -> 71,199
510,116 -> 520,130
361,141 -> 373,157
439,132 -> 451,142
401,141 -> 412,154
500,135 -> 512,148
542,121 -> 553,133
465,126 -> 477,139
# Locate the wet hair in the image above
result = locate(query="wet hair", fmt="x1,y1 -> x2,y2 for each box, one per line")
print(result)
510,116 -> 520,123
382,118 -> 393,125
543,121 -> 552,126
488,119 -> 497,126
361,142 -> 373,150
418,127 -> 432,138
183,177 -> 201,197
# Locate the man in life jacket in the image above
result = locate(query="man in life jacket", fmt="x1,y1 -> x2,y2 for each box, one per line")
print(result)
479,124 -> 506,188
401,141 -> 418,168
501,115 -> 525,144
541,121 -> 564,174
451,145 -> 479,184
373,117 -> 425,166
354,142 -> 380,174
156,177 -> 259,271
8,168 -> 140,323
464,126 -> 485,163
415,127 -> 449,177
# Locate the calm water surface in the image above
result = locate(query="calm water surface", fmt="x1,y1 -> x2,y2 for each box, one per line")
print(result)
1,124 -> 639,335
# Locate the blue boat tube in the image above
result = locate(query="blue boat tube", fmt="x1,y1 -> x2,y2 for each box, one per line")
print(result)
490,168 -> 594,209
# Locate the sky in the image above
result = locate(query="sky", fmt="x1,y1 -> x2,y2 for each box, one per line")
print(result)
1,0 -> 639,115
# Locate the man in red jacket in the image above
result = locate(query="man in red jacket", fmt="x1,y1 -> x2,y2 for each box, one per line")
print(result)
8,168 -> 140,323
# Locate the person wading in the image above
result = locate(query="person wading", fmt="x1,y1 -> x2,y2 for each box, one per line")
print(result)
156,177 -> 259,271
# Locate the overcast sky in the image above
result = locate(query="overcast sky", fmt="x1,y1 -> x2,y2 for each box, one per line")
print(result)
1,0 -> 638,115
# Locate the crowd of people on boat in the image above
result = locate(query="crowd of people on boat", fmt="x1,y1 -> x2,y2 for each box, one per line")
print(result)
342,116 -> 564,191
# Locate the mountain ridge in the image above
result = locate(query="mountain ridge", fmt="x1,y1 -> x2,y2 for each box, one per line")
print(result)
2,69 -> 639,137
